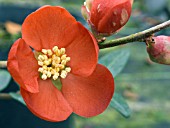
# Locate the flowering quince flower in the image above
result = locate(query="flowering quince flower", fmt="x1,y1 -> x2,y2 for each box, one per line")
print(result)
82,0 -> 133,38
7,6 -> 114,122
146,35 -> 170,65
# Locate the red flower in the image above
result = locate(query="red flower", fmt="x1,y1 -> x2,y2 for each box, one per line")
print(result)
82,0 -> 132,38
7,6 -> 114,122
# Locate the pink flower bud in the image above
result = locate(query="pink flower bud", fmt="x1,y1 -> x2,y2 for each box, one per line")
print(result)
85,0 -> 94,11
82,0 -> 132,38
146,36 -> 170,65
81,5 -> 90,21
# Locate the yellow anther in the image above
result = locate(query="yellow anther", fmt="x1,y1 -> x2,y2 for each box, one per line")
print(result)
52,54 -> 56,59
38,46 -> 71,80
59,64 -> 65,69
54,72 -> 59,76
61,55 -> 67,60
60,48 -> 66,54
55,49 -> 61,56
66,57 -> 71,62
38,55 -> 44,61
47,49 -> 53,56
53,73 -> 59,80
47,71 -> 52,78
42,70 -> 48,74
38,67 -> 44,73
61,60 -> 67,65
65,67 -> 71,73
53,63 -> 58,68
52,55 -> 60,60
43,55 -> 48,60
43,65 -> 48,70
60,70 -> 67,78
42,49 -> 48,54
55,57 -> 61,64
52,46 -> 58,52
44,60 -> 51,66
51,69 -> 56,75
48,67 -> 52,71
42,74 -> 47,80
38,61 -> 44,66
57,68 -> 60,72
48,58 -> 52,63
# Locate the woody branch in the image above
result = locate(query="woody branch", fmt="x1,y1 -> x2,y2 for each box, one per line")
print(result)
0,61 -> 7,68
99,20 -> 170,49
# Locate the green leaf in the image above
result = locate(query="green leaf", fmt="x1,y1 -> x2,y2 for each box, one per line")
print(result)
0,69 -> 11,91
99,48 -> 130,77
52,79 -> 62,91
9,92 -> 26,105
110,93 -> 131,118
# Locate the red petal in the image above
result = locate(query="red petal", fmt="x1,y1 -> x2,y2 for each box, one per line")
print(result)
22,6 -> 79,51
7,39 -> 24,88
66,23 -> 99,77
61,64 -> 114,117
21,79 -> 73,122
7,39 -> 39,93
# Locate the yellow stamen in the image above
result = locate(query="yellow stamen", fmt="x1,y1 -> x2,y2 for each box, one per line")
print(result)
42,74 -> 47,80
66,57 -> 71,62
61,55 -> 67,60
42,49 -> 48,54
47,49 -> 53,56
52,46 -> 58,52
60,70 -> 67,78
38,67 -> 44,73
53,73 -> 59,80
65,67 -> 71,73
43,65 -> 48,70
47,71 -> 52,78
60,48 -> 66,54
38,61 -> 43,66
43,55 -> 48,60
38,55 -> 44,61
37,46 -> 71,80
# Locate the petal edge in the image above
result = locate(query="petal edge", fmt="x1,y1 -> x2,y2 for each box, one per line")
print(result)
61,64 -> 114,117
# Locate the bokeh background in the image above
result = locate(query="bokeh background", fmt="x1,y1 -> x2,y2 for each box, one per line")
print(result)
0,0 -> 170,128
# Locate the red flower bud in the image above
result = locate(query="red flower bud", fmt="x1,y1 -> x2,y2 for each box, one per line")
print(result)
146,36 -> 170,65
82,0 -> 133,38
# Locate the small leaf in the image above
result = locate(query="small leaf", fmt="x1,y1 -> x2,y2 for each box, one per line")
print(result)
9,92 -> 26,105
0,69 -> 11,91
52,79 -> 62,91
99,48 -> 130,77
110,93 -> 131,118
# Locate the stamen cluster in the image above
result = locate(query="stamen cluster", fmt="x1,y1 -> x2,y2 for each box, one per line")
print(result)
37,46 -> 71,80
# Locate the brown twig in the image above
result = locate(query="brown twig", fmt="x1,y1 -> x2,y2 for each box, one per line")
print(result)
0,61 -> 7,68
0,93 -> 12,100
99,20 -> 170,49
0,91 -> 20,100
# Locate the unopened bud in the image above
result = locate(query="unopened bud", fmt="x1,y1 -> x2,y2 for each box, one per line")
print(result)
82,0 -> 132,38
81,5 -> 90,21
146,36 -> 170,65
85,0 -> 94,11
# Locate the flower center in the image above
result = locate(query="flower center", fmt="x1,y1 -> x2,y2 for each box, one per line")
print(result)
37,46 -> 71,80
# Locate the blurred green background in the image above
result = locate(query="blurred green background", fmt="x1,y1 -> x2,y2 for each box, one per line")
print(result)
0,0 -> 170,128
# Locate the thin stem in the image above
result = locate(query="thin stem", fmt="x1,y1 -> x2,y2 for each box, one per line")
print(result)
99,20 -> 170,49
0,61 -> 7,68
0,91 -> 20,100
0,93 -> 12,100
